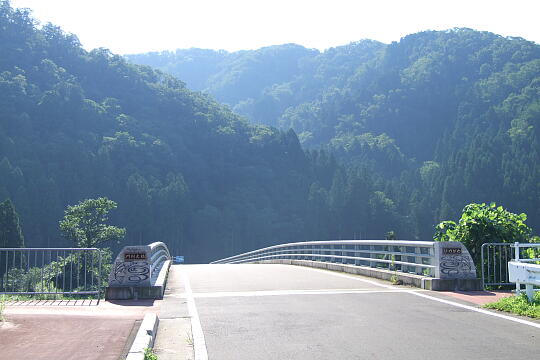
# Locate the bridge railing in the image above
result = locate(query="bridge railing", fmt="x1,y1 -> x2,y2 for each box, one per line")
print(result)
149,242 -> 171,282
0,248 -> 102,300
212,240 -> 477,279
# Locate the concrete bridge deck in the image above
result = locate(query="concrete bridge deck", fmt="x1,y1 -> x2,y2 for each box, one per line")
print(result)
164,263 -> 540,360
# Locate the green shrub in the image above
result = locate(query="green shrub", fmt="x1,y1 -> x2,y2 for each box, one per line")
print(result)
434,202 -> 533,265
144,348 -> 158,360
0,295 -> 6,322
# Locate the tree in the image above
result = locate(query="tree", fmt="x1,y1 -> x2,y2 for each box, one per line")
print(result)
434,202 -> 533,264
59,197 -> 125,247
0,198 -> 25,248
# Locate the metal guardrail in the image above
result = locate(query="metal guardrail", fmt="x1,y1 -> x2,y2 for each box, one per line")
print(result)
481,242 -> 540,289
0,248 -> 102,301
509,242 -> 540,299
481,243 -> 513,288
509,261 -> 540,301
211,240 -> 476,278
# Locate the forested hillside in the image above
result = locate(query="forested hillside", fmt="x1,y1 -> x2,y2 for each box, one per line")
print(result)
0,1 -> 419,262
129,29 -> 540,241
127,41 -> 385,131
0,2 -> 304,261
2,0 -> 540,263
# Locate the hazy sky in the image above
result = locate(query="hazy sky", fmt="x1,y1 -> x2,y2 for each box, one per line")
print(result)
10,0 -> 540,55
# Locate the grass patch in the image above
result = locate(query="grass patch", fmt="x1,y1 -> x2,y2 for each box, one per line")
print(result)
390,274 -> 402,285
483,292 -> 540,319
0,295 -> 5,322
186,332 -> 194,346
144,347 -> 158,360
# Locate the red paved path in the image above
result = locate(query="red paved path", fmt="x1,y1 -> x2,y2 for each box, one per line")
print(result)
0,300 -> 160,360
440,290 -> 514,305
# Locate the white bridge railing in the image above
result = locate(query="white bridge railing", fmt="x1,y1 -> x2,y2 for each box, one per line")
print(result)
211,240 -> 477,280
508,242 -> 540,301
149,242 -> 171,284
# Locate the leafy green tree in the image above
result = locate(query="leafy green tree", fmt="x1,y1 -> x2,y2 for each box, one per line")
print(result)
59,197 -> 125,247
434,202 -> 533,263
0,198 -> 24,248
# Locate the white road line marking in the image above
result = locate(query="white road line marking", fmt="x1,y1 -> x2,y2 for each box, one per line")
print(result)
406,290 -> 540,330
182,272 -> 209,360
191,289 -> 414,298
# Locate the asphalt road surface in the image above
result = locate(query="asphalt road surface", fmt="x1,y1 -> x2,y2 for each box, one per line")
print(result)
174,264 -> 540,360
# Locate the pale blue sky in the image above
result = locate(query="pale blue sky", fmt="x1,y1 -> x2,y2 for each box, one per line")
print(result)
10,0 -> 540,54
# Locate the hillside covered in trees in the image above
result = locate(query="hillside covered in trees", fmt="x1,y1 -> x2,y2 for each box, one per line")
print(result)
0,1 -> 417,262
0,2 -> 313,261
129,29 -> 540,242
2,0 -> 540,262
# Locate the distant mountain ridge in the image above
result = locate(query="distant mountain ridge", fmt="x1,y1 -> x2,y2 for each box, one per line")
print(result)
126,40 -> 385,131
128,29 -> 540,233
126,29 -> 540,149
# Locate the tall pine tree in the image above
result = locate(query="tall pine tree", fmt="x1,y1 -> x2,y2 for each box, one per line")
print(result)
0,198 -> 25,248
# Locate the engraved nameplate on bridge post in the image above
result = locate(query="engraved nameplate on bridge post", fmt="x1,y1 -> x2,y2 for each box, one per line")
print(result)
435,242 -> 476,279
109,246 -> 152,286
124,252 -> 147,261
442,247 -> 462,255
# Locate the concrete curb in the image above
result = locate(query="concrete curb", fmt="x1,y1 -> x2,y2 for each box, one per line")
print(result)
126,313 -> 159,360
253,259 -> 482,291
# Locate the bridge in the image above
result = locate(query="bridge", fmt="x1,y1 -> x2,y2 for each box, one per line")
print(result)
153,263 -> 539,360
152,240 -> 540,360
1,240 -> 539,359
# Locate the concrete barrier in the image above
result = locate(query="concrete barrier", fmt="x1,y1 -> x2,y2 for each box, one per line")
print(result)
106,242 -> 171,300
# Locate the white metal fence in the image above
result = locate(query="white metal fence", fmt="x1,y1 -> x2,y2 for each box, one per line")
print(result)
481,243 -> 513,288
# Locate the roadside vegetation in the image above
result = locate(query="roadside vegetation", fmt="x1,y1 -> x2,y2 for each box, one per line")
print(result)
0,197 -> 119,301
434,202 -> 539,271
483,292 -> 540,319
144,347 -> 158,360
0,295 -> 6,322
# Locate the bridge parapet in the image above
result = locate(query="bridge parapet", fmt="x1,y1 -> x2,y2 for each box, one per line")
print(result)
106,242 -> 171,300
212,240 -> 481,290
